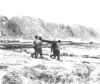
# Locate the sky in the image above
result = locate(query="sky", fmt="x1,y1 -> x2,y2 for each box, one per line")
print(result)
0,0 -> 100,32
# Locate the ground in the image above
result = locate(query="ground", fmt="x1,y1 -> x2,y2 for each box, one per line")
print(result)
0,44 -> 100,84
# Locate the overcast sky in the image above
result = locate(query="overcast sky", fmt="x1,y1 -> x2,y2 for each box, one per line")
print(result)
0,0 -> 100,32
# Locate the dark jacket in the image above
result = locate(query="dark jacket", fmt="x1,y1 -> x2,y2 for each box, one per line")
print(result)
51,42 -> 57,52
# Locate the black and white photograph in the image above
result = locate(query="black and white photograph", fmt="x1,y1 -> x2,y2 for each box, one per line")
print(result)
0,0 -> 100,84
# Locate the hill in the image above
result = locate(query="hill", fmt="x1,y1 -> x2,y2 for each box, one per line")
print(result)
0,15 -> 99,41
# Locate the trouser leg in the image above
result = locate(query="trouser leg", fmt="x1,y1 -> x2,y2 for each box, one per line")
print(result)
35,51 -> 37,58
57,50 -> 60,60
31,52 -> 35,58
51,50 -> 56,58
53,55 -> 56,59
35,51 -> 38,58
53,50 -> 57,59
31,47 -> 36,58
35,48 -> 39,58
50,53 -> 54,58
40,48 -> 43,58
34,48 -> 37,58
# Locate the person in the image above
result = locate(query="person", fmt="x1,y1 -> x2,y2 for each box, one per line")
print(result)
50,41 -> 57,58
53,40 -> 61,60
31,35 -> 38,58
35,36 -> 43,58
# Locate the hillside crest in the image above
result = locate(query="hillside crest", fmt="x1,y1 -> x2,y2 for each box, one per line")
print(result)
0,15 -> 99,41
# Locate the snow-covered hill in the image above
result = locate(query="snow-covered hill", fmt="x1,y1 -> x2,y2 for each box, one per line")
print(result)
0,15 -> 99,41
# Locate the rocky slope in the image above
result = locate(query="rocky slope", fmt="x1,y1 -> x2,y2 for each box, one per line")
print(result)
0,15 -> 99,41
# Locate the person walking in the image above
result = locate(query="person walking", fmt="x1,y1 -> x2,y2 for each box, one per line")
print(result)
50,41 -> 57,58
53,40 -> 61,60
31,35 -> 38,58
35,36 -> 43,58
